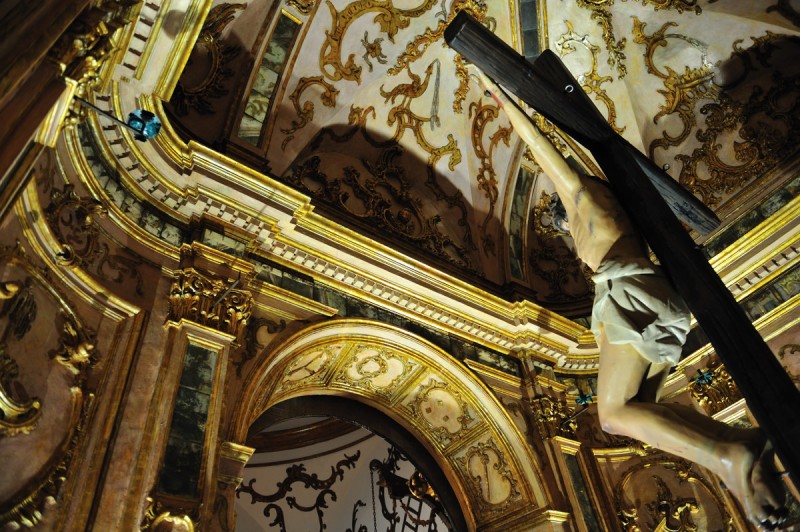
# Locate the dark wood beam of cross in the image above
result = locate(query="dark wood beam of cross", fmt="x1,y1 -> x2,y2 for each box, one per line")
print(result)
445,11 -> 800,486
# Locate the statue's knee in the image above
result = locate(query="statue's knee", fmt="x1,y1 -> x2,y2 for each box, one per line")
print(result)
598,405 -> 625,435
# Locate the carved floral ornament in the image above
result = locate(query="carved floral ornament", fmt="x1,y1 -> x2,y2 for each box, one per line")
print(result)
167,268 -> 253,343
0,242 -> 96,528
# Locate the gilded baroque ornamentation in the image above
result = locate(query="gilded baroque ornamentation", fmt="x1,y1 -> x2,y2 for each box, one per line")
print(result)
52,315 -> 96,376
236,316 -> 288,376
277,344 -> 339,391
337,344 -> 416,397
288,0 -> 316,15
281,76 -> 339,149
576,2 -> 627,78
455,439 -> 521,514
45,184 -> 145,295
632,19 -> 718,160
406,379 -> 474,447
0,243 -> 95,528
167,269 -> 253,343
645,476 -> 699,531
171,3 -> 244,116
319,0 -> 439,83
529,395 -> 577,440
285,142 -> 475,271
386,0 -> 488,113
688,362 -> 742,416
614,456 -> 734,531
528,230 -> 593,304
49,1 -> 140,126
469,99 -> 512,256
361,31 -> 388,72
141,497 -> 196,531
555,21 -> 625,135
0,279 -> 41,436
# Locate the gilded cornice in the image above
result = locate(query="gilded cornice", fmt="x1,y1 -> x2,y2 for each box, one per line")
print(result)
65,0 -> 800,376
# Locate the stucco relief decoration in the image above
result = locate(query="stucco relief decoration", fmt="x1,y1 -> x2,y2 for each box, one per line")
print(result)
406,378 -> 474,447
777,343 -> 800,388
171,3 -> 245,116
0,280 -> 41,436
236,316 -> 288,376
614,456 -> 734,531
276,344 -> 342,392
168,269 -> 253,343
456,438 -> 521,514
470,99 -> 511,256
336,344 -> 417,397
687,362 -> 742,416
634,19 -> 800,206
527,226 -> 593,306
575,0 -> 627,78
0,243 -> 96,528
555,21 -> 625,135
285,142 -> 475,271
45,183 -> 144,295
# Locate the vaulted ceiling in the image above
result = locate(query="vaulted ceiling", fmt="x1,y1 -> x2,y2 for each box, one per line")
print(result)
165,0 -> 800,317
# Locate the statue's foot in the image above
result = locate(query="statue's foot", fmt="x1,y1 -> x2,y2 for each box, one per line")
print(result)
719,438 -> 787,530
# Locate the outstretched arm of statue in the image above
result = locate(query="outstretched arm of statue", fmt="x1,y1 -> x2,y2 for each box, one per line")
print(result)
472,69 -> 583,198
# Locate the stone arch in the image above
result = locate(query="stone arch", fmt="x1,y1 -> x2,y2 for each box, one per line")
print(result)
234,319 -> 549,530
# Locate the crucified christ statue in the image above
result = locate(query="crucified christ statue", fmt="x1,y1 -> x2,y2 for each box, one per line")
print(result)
474,70 -> 788,530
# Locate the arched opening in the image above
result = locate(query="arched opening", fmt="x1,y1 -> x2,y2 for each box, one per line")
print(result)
232,319 -> 549,531
236,395 -> 466,530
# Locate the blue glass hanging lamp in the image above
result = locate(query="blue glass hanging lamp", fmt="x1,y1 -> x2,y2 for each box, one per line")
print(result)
76,97 -> 161,141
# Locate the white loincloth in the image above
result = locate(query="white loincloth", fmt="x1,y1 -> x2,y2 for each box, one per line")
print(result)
590,258 -> 691,366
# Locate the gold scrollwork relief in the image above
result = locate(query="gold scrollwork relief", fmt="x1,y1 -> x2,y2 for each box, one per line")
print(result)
45,184 -> 145,295
235,316 -> 288,376
529,395 -> 577,440
632,18 -> 718,160
0,242 -> 96,527
280,76 -> 339,149
286,140 -> 475,271
288,0 -> 316,15
387,0 -> 488,113
615,456 -> 733,531
688,362 -> 742,416
141,497 -> 196,531
168,269 -> 253,343
171,3 -> 245,116
337,344 -> 417,397
555,21 -> 625,135
277,344 -> 340,392
469,100 -> 512,256
455,438 -> 522,514
576,2 -> 627,79
406,379 -> 474,447
319,0 -> 439,83
0,280 -> 41,436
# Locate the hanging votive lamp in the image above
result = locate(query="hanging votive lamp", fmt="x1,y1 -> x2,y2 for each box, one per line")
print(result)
126,109 -> 162,141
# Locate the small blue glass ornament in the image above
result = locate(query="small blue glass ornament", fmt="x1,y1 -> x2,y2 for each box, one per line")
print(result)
693,369 -> 713,386
576,393 -> 592,406
126,109 -> 162,141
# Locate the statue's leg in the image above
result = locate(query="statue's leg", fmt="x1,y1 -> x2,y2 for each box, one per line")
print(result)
595,326 -> 786,528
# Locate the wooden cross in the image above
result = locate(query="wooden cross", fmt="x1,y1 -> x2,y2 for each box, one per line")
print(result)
445,11 -> 800,486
